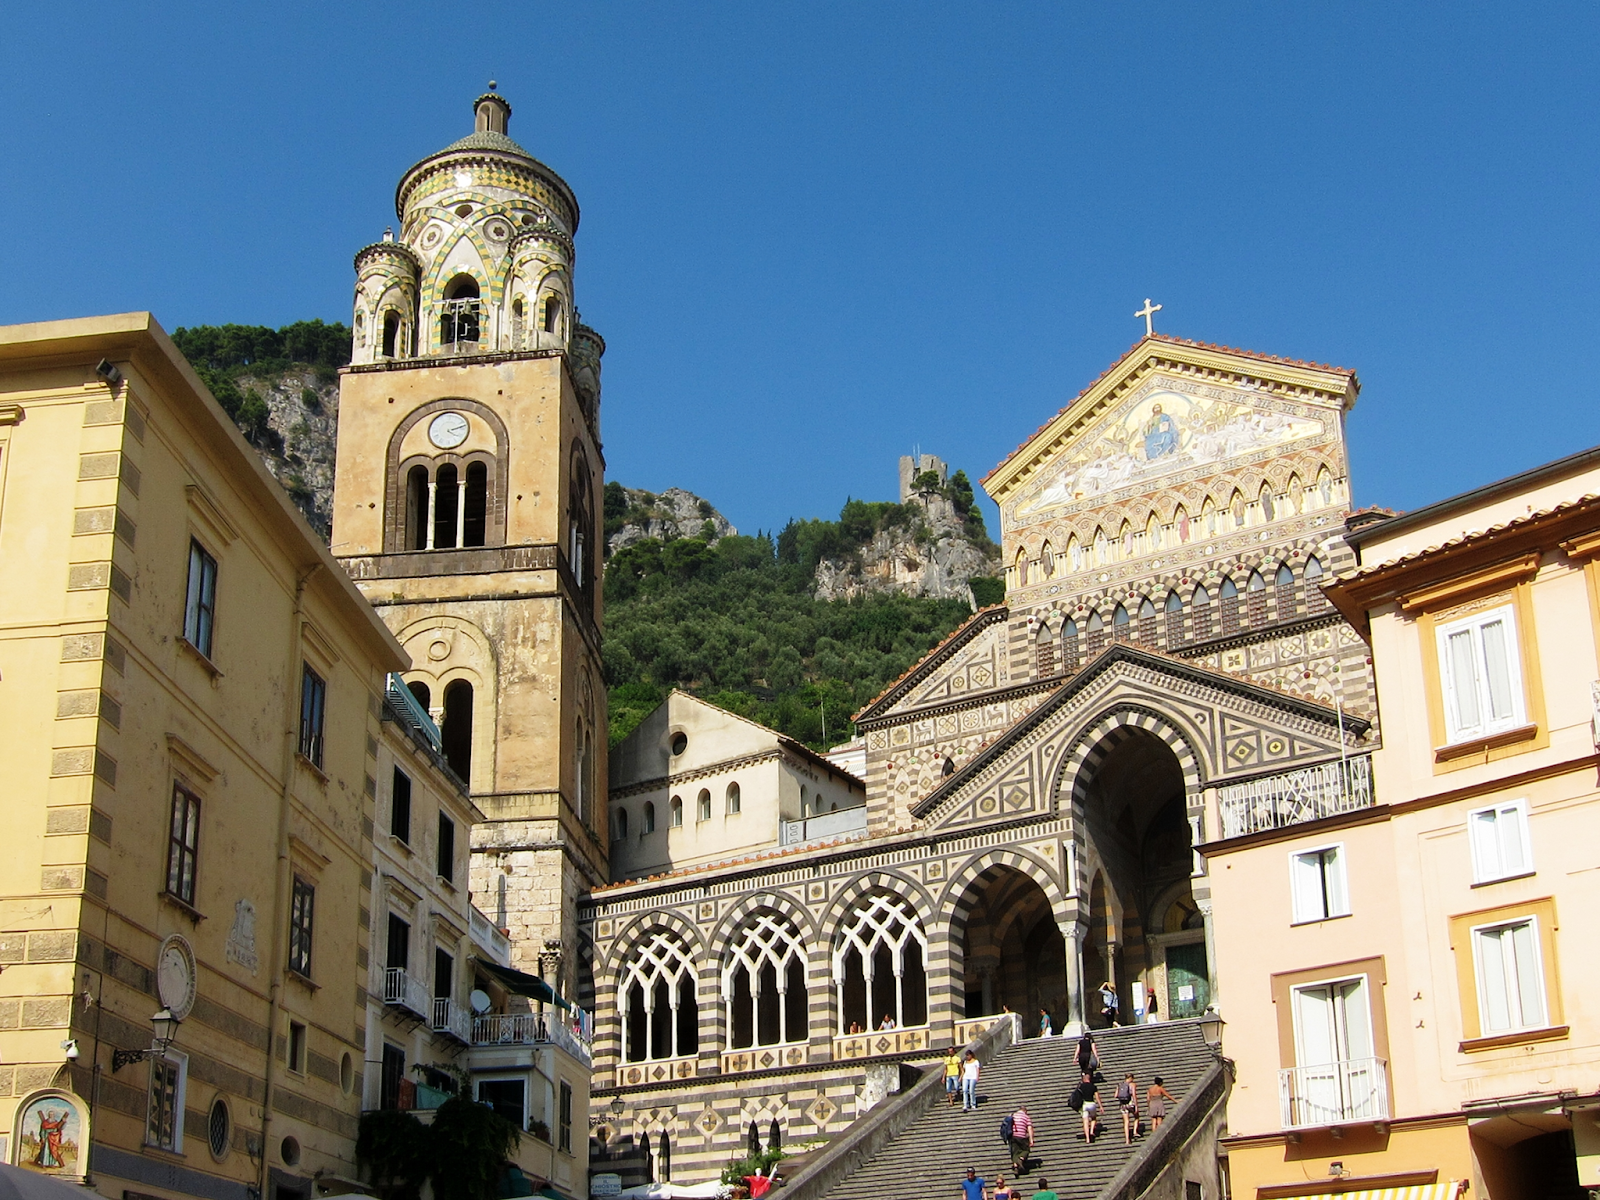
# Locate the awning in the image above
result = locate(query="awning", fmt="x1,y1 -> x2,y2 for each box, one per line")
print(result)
476,958 -> 573,1011
1280,1183 -> 1463,1200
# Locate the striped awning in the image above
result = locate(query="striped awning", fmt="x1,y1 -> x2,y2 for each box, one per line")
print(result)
1287,1184 -> 1462,1200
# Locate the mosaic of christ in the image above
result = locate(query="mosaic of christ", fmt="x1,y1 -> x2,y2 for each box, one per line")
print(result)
1013,387 -> 1324,521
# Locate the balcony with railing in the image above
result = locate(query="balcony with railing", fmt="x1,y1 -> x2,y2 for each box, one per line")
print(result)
431,997 -> 471,1043
780,805 -> 869,847
1280,1057 -> 1389,1129
1218,754 -> 1373,840
472,1012 -> 592,1066
383,967 -> 431,1019
386,674 -> 441,752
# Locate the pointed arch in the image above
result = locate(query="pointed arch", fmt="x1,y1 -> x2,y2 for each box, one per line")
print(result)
1317,465 -> 1335,507
1247,570 -> 1266,592
832,892 -> 928,1033
1275,562 -> 1295,587
1061,614 -> 1081,670
1305,555 -> 1325,580
1202,496 -> 1218,536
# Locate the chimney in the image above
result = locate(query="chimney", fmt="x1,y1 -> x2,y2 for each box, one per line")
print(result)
474,82 -> 511,135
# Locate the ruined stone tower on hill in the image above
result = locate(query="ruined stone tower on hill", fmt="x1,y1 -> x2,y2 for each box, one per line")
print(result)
330,86 -> 608,991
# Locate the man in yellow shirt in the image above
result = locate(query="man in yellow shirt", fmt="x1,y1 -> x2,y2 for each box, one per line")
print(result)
944,1050 -> 962,1106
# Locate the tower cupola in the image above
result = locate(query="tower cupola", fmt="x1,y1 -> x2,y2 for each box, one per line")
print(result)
474,83 -> 511,134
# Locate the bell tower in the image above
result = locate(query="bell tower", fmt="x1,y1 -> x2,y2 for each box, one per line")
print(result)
332,86 -> 608,990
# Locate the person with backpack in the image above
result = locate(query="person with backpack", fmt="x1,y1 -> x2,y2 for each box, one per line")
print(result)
1098,981 -> 1119,1027
1001,1106 -> 1033,1174
1116,1073 -> 1138,1144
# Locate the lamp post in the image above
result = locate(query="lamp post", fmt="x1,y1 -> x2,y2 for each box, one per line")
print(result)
111,1007 -> 180,1071
608,1094 -> 626,1160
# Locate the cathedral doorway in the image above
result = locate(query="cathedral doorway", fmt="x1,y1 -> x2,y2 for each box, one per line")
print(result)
957,867 -> 1067,1029
1074,725 -> 1202,1026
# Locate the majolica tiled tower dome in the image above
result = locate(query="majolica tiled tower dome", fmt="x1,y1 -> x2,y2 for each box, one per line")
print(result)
350,85 -> 604,415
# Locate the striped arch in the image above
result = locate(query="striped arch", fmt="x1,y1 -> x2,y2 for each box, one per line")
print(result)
708,890 -> 818,961
818,869 -> 935,946
1054,705 -> 1206,815
936,848 -> 1071,939
600,908 -> 708,988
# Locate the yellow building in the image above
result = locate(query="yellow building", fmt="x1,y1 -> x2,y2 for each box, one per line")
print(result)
0,314 -> 406,1200
1206,445 -> 1600,1199
331,85 -> 609,998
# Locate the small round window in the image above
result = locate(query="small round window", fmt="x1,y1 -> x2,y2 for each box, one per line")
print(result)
340,1052 -> 354,1094
280,1136 -> 300,1167
208,1099 -> 231,1160
670,733 -> 687,756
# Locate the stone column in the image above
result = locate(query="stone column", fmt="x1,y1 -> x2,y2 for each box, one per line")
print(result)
1063,921 -> 1088,1035
1197,895 -> 1220,1015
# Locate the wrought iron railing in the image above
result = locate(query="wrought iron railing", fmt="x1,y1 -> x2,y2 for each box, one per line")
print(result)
471,1012 -> 592,1065
383,967 -> 430,1018
1218,754 -> 1373,839
1279,1056 -> 1388,1128
431,997 -> 471,1043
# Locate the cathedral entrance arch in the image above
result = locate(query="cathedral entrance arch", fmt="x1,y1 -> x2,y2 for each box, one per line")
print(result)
953,865 -> 1067,1030
1067,721 -> 1203,1027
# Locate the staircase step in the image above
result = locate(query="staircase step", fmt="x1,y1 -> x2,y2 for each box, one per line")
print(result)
812,1021 -> 1218,1200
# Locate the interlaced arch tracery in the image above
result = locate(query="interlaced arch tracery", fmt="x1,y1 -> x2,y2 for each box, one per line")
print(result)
723,911 -> 808,1048
619,929 -> 700,1062
832,893 -> 927,1033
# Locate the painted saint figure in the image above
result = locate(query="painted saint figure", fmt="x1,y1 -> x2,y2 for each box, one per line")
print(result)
1142,404 -> 1179,460
35,1108 -> 68,1168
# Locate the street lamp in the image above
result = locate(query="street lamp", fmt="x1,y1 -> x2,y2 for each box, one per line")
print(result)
112,1007 -> 181,1071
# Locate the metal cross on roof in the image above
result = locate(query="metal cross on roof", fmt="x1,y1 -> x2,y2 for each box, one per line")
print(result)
1135,298 -> 1163,337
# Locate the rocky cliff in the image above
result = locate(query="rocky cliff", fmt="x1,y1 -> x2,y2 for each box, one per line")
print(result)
230,367 -> 341,538
812,489 -> 999,603
605,485 -> 737,554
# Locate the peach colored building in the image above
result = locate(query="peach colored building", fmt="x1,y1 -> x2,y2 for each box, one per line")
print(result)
1205,445 -> 1600,1200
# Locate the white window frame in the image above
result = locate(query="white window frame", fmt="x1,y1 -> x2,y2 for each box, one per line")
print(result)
1468,799 -> 1533,883
475,1074 -> 529,1131
147,1049 -> 189,1152
1436,603 -> 1527,745
1289,842 -> 1350,924
1471,915 -> 1548,1034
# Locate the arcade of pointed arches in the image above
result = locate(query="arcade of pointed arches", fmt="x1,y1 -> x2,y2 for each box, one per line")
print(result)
1008,460 -> 1349,587
604,708 -> 1219,1066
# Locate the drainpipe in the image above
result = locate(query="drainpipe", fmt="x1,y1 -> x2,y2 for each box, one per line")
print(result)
257,563 -> 320,1200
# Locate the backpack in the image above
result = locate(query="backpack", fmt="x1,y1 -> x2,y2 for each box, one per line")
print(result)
999,1114 -> 1014,1141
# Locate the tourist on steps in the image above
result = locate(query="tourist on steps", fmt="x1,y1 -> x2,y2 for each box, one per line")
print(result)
992,1175 -> 1016,1200
1006,1105 -> 1034,1173
1117,1073 -> 1138,1144
1037,1008 -> 1051,1038
1030,1178 -> 1058,1200
944,1049 -> 962,1106
960,1166 -> 988,1200
1147,1076 -> 1175,1130
1074,1031 -> 1099,1078
961,1049 -> 981,1111
1079,1076 -> 1101,1143
1144,982 -> 1160,1024
1098,980 -> 1120,1026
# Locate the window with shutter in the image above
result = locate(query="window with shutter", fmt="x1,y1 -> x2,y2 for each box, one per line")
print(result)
1436,604 -> 1526,744
1289,845 -> 1349,923
1473,918 -> 1547,1033
1468,800 -> 1532,882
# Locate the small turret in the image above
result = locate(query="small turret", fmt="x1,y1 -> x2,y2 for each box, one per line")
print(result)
474,82 -> 511,134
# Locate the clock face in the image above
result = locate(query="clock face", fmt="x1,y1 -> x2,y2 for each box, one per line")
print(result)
429,412 -> 469,449
156,935 -> 197,1020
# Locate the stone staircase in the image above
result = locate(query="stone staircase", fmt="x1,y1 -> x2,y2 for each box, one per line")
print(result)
807,1021 -> 1221,1200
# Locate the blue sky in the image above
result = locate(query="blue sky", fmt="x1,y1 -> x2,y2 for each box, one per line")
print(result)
3,3 -> 1597,538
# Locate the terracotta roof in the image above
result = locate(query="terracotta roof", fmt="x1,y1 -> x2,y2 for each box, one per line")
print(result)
852,604 -> 1008,722
982,334 -> 1357,486
1342,493 -> 1600,582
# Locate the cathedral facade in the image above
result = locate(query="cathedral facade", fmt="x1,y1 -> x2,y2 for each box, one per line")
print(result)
584,337 -> 1380,1181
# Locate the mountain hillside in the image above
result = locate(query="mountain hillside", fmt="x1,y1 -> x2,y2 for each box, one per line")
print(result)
172,321 -> 350,537
605,483 -> 736,553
